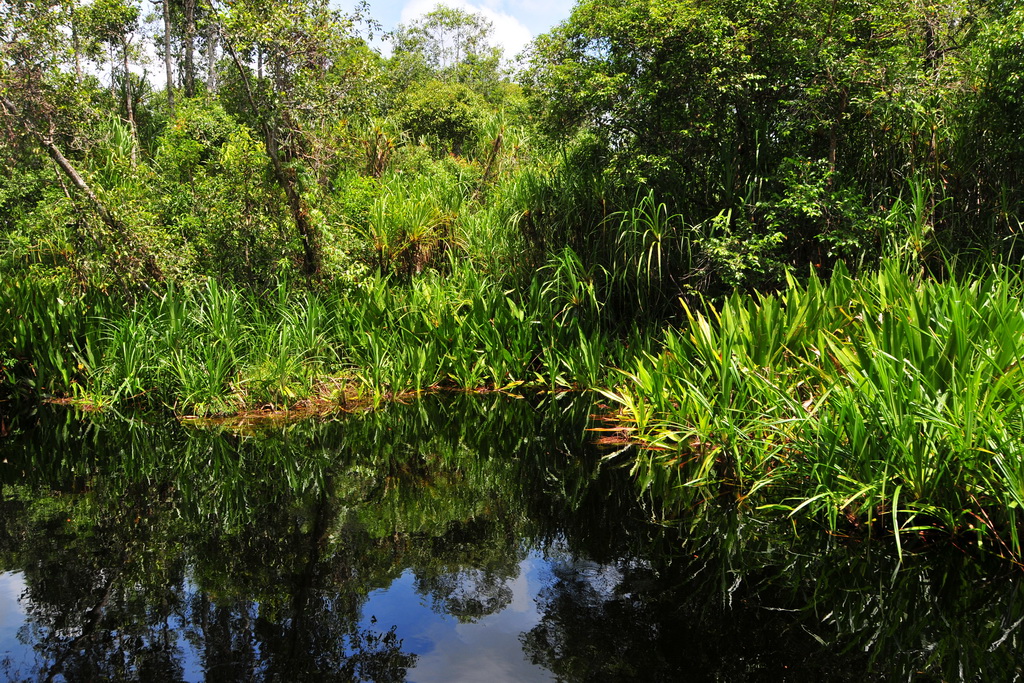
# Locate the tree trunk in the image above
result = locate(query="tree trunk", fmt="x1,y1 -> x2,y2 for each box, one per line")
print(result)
183,0 -> 196,97
922,10 -> 939,73
206,20 -> 217,94
265,129 -> 320,275
109,44 -> 117,101
163,0 -> 175,115
70,2 -> 83,84
121,40 -> 138,166
221,35 -> 320,276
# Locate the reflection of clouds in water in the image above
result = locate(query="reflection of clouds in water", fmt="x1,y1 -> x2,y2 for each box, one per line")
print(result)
361,539 -> 647,681
0,573 -> 33,682
413,619 -> 552,683
540,535 -> 653,604
0,573 -> 25,628
507,568 -> 533,613
404,554 -> 552,682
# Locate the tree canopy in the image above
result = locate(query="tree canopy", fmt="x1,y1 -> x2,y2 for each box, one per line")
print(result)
1,0 -> 1022,293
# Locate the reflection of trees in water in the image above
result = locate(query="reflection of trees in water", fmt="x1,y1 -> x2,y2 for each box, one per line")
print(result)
0,395 -> 598,680
0,476 -> 419,682
412,517 -> 523,623
520,551 -> 871,682
2,398 -> 1022,681
416,567 -> 514,623
522,512 -> 1024,682
522,560 -> 663,682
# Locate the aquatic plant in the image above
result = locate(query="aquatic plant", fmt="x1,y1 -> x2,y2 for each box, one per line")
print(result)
606,260 -> 1024,559
11,244 -> 1024,562
1,250 -> 631,415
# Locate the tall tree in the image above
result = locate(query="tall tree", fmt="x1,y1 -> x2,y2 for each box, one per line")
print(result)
206,18 -> 217,93
182,0 -> 196,96
392,5 -> 503,96
216,0 -> 379,276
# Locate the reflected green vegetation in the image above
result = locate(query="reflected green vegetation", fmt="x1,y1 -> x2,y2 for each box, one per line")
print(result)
0,395 -> 610,681
0,398 -> 1021,680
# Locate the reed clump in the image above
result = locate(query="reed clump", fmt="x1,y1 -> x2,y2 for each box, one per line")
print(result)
604,260 -> 1024,559
0,254 -> 625,415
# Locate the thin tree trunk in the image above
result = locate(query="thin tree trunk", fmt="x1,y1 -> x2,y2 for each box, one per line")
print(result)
206,20 -> 217,93
109,44 -> 117,101
163,0 -> 175,115
70,1 -> 83,85
923,10 -> 939,73
183,0 -> 196,97
121,40 -> 138,166
73,31 -> 82,82
221,34 -> 321,276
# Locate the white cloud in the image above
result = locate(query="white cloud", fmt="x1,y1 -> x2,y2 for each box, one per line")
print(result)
399,0 -> 535,60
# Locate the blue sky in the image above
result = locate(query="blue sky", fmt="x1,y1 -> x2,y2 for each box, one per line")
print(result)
341,0 -> 577,60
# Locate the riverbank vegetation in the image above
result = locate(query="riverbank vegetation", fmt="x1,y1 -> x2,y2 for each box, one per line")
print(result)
609,261 -> 1024,561
4,0 -> 1024,559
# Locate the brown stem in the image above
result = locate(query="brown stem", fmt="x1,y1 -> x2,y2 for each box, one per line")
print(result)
220,30 -> 321,275
184,0 -> 196,97
163,0 -> 175,115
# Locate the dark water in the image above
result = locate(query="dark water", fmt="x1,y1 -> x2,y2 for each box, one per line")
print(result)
0,396 -> 1021,682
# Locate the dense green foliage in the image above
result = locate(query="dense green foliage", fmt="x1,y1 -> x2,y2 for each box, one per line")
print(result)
606,262 -> 1024,558
526,0 -> 1024,285
4,0 -> 1024,562
5,0 -> 1022,296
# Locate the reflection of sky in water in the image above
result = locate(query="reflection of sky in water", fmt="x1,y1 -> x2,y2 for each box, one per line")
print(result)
174,578 -> 204,683
0,545 -> 630,682
362,552 -> 555,683
0,572 -> 25,628
0,572 -> 33,678
0,552 -> 572,681
0,554 -> 567,682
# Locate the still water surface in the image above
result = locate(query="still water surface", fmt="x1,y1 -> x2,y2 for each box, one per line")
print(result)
0,395 -> 1021,681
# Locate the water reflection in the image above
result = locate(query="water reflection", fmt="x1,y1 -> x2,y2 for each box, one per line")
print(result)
364,559 -> 551,682
0,397 -> 1021,680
